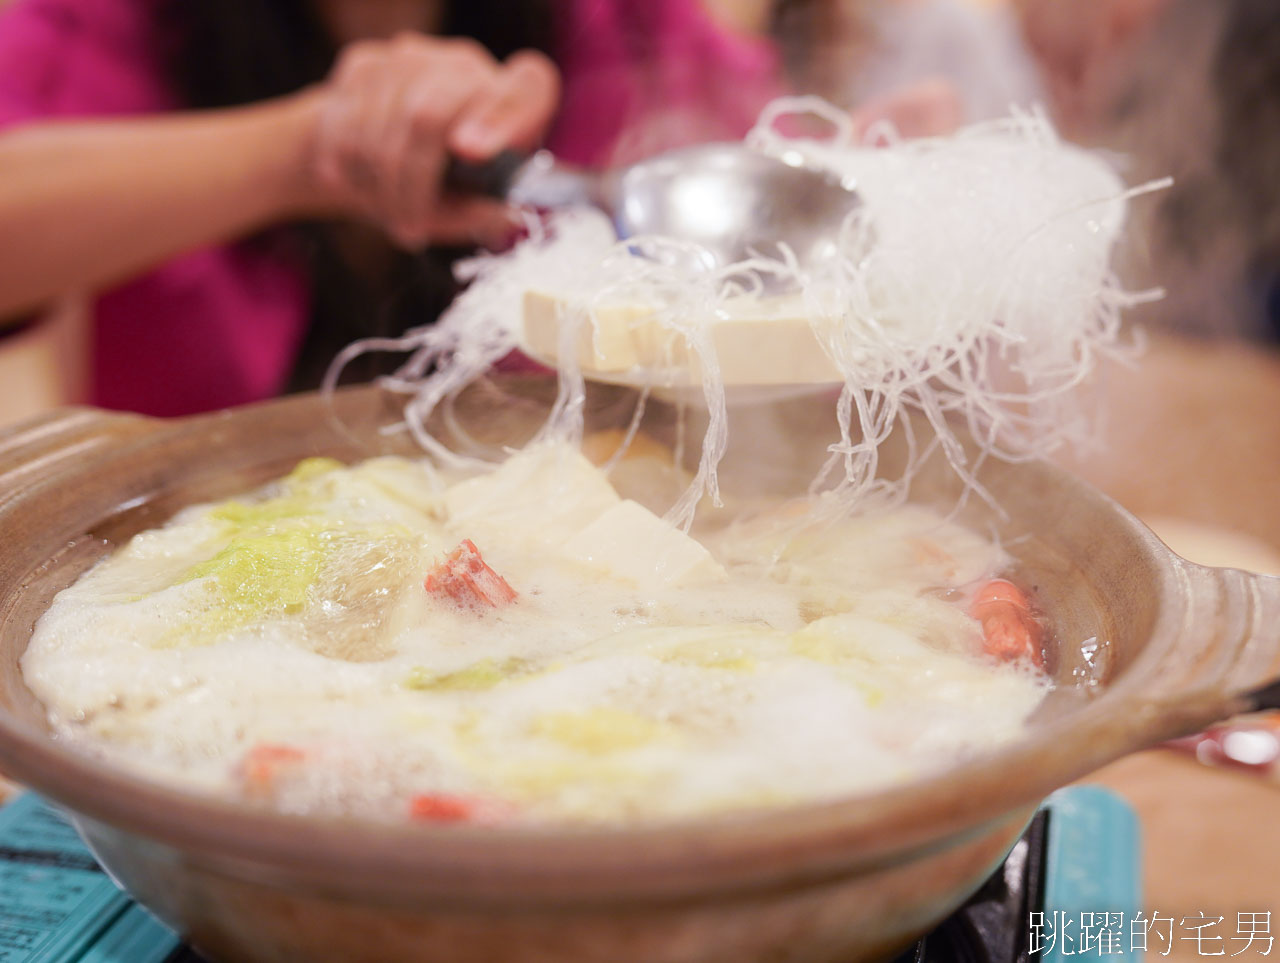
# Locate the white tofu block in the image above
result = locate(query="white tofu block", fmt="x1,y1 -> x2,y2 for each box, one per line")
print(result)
521,289 -> 842,386
561,500 -> 727,590
442,444 -> 620,544
523,289 -> 659,372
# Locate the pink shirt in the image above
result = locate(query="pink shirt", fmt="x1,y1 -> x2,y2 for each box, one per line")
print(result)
0,0 -> 780,416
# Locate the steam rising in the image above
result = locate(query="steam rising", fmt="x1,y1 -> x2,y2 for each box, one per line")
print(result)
327,97 -> 1164,523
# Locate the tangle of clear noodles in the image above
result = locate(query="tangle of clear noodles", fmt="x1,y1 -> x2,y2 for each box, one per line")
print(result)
325,98 -> 1165,524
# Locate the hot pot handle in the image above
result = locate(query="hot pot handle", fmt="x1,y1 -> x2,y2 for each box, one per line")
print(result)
1169,562 -> 1280,724
0,406 -> 156,497
1220,568 -> 1280,712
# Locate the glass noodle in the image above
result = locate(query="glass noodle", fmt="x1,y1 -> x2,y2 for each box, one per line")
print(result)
324,97 -> 1169,527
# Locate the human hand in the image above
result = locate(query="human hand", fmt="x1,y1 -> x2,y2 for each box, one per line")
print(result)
307,33 -> 560,248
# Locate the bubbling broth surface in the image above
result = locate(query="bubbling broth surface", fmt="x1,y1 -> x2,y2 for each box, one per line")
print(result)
23,438 -> 1048,825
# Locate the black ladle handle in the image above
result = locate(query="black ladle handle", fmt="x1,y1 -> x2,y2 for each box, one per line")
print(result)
444,150 -> 528,200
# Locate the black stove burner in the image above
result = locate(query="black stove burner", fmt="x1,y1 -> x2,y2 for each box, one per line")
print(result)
162,948 -> 208,963
894,811 -> 1049,963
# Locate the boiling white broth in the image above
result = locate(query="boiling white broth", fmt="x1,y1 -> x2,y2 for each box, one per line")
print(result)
23,442 -> 1046,824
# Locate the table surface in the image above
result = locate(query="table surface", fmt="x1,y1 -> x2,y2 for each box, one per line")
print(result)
1057,333 -> 1280,959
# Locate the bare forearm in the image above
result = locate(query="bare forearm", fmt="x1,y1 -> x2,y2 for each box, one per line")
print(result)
0,92 -> 325,319
0,30 -> 564,322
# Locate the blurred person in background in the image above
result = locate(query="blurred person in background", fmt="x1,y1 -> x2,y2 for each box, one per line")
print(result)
0,0 -> 782,417
741,0 -> 1279,341
0,0 -> 977,423
1016,0 -> 1280,340
765,0 -> 1043,122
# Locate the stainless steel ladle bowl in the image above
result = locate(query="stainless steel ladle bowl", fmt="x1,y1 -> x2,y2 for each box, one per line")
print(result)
455,142 -> 861,274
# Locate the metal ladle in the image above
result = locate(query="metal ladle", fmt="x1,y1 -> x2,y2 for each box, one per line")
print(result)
451,143 -> 861,274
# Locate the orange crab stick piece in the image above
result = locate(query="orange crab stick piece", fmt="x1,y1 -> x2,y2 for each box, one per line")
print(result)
970,578 -> 1044,667
241,743 -> 306,799
424,539 -> 517,609
408,792 -> 481,823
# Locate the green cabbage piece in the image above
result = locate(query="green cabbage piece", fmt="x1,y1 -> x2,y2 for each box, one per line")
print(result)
405,657 -> 533,692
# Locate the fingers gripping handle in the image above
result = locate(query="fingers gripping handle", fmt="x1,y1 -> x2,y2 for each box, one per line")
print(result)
444,150 -> 527,200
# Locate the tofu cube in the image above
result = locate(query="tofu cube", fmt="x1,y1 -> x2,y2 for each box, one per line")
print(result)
443,444 -> 620,545
561,500 -> 726,590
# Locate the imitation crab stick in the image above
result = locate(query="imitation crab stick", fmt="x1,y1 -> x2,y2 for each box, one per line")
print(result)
407,793 -> 481,823
424,539 -> 517,609
970,578 -> 1044,667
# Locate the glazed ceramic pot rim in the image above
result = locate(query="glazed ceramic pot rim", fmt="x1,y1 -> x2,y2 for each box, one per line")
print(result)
0,388 -> 1270,906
